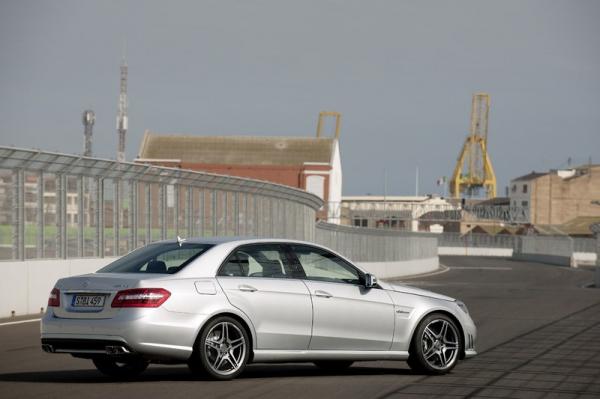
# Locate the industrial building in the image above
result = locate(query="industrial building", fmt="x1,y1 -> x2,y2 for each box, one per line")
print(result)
134,113 -> 342,223
509,165 -> 600,228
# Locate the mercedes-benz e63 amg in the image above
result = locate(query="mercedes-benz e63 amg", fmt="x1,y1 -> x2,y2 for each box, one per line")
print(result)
41,238 -> 476,380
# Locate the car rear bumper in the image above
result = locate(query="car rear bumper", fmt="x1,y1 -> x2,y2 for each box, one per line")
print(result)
41,338 -> 134,357
41,308 -> 209,361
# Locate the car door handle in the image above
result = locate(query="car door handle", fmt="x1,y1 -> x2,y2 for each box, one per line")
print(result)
238,284 -> 257,292
314,290 -> 332,298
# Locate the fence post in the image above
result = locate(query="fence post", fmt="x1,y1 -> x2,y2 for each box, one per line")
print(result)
77,176 -> 84,257
37,171 -> 44,259
12,169 -> 24,260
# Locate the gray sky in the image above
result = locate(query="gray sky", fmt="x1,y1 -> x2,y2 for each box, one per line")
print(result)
1,0 -> 598,196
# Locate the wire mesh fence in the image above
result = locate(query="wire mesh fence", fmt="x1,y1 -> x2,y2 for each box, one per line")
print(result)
0,147 -> 441,265
316,222 -> 438,263
0,147 -> 320,261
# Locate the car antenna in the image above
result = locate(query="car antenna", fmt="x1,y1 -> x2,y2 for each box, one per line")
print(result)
177,236 -> 187,247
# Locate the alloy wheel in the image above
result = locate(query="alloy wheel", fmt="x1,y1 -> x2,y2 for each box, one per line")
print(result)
203,321 -> 247,376
420,318 -> 460,370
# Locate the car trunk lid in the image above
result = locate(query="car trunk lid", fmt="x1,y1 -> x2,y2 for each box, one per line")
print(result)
51,273 -> 164,319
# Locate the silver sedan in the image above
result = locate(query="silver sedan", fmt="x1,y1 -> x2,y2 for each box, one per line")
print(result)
41,238 -> 477,380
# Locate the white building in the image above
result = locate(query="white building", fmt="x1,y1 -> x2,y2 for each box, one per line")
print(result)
341,195 -> 457,232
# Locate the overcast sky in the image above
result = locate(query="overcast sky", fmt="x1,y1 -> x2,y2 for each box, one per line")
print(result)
1,0 -> 598,196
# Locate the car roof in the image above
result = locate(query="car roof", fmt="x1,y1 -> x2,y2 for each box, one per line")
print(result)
151,236 -> 322,247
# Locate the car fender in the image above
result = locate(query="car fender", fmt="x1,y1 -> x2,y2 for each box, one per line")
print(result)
406,303 -> 466,352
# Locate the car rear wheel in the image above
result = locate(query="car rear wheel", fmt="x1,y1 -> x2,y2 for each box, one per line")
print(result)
92,357 -> 148,378
189,316 -> 250,380
408,313 -> 461,375
314,360 -> 354,370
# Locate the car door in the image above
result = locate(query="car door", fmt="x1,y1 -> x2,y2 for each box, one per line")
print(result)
288,244 -> 395,351
216,243 -> 313,350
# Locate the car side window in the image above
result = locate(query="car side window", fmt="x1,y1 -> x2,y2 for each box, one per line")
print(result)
218,244 -> 291,279
291,245 -> 362,285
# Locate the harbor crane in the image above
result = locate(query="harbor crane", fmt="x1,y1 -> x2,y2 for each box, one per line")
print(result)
450,93 -> 497,198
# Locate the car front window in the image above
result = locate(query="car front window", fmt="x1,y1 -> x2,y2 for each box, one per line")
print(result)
291,245 -> 362,285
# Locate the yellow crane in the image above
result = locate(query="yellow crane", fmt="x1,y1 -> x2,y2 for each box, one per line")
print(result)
450,93 -> 497,198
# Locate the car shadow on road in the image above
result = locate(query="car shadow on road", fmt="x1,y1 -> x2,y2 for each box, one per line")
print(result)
0,364 -> 414,384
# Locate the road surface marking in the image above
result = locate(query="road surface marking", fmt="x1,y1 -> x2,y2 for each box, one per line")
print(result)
0,318 -> 41,327
450,266 -> 512,270
395,264 -> 451,281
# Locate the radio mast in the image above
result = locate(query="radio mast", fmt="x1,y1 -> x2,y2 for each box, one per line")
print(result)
116,55 -> 128,162
82,110 -> 95,157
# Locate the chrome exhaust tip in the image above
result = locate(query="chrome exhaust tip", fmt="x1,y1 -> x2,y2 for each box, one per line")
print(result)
41,344 -> 54,353
105,345 -> 130,355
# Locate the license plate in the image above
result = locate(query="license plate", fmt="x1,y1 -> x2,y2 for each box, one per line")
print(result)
72,294 -> 106,307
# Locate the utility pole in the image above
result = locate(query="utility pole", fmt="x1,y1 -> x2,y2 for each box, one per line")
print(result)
383,169 -> 388,229
415,167 -> 419,196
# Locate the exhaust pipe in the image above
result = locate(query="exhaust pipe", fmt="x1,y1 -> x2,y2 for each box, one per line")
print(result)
105,345 -> 130,355
41,344 -> 54,353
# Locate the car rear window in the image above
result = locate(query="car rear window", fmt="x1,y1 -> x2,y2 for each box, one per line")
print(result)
97,243 -> 214,274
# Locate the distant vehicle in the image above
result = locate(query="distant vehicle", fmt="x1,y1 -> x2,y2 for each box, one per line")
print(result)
41,238 -> 477,380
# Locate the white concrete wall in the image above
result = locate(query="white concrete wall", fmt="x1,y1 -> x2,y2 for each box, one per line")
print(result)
358,257 -> 439,280
0,258 -> 117,319
439,247 -> 514,257
439,247 -> 597,267
573,252 -> 597,266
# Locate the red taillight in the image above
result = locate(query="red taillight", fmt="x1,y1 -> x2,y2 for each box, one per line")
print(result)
48,288 -> 60,307
111,288 -> 171,308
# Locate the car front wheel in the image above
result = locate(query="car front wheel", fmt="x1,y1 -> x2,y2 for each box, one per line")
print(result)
408,313 -> 462,374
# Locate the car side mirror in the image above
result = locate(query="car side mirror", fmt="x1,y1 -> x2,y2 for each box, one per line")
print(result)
364,273 -> 377,288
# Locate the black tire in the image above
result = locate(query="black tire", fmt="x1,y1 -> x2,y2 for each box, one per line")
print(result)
92,357 -> 148,378
188,316 -> 250,380
408,313 -> 462,375
314,360 -> 354,370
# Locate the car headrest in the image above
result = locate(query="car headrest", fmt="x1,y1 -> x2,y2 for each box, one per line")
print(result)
222,258 -> 249,276
147,260 -> 167,273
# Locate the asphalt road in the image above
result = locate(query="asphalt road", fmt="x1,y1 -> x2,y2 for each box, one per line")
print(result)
0,256 -> 599,399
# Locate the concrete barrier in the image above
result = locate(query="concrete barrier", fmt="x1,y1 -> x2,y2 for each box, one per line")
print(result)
439,247 -> 513,257
0,258 -> 117,318
439,246 -> 596,268
573,252 -> 597,266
